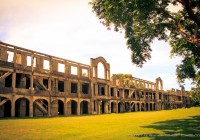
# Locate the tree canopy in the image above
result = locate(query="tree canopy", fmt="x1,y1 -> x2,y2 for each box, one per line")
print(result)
90,0 -> 200,87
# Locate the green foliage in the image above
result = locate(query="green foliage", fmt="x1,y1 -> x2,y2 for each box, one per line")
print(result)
190,86 -> 200,106
90,0 -> 200,86
112,73 -> 132,79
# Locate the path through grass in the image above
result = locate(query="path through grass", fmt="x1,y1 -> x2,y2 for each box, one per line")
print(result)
0,107 -> 200,140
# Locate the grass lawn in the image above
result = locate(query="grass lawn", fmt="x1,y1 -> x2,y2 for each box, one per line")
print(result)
0,107 -> 200,140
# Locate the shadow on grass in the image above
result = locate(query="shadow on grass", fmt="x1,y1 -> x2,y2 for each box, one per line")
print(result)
132,115 -> 200,140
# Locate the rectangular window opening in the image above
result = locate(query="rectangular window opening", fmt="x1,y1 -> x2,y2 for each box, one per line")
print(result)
43,60 -> 50,70
58,63 -> 65,73
71,66 -> 77,75
58,80 -> 64,92
110,87 -> 114,96
71,82 -> 77,93
27,56 -> 32,66
82,69 -> 88,77
7,51 -> 14,62
82,83 -> 89,94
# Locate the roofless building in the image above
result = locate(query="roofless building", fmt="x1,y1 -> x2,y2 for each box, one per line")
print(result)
0,42 -> 190,117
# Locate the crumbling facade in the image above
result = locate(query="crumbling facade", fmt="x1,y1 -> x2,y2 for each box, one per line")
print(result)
0,42 -> 190,117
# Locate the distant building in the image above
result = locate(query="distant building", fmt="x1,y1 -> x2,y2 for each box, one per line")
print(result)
0,42 -> 190,117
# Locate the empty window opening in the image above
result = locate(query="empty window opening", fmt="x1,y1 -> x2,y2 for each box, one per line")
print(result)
15,74 -> 30,89
5,74 -> 12,87
43,60 -> 50,70
131,92 -> 136,99
58,63 -> 65,73
98,84 -> 105,95
16,53 -> 22,64
141,92 -> 145,98
124,89 -> 129,98
58,80 -> 64,92
82,83 -> 89,94
82,69 -> 88,77
97,62 -> 105,79
43,79 -> 48,89
7,51 -> 14,62
159,93 -> 162,99
117,89 -> 120,97
27,56 -> 32,66
110,87 -> 114,96
71,83 -> 77,93
33,57 -> 36,67
71,66 -> 77,75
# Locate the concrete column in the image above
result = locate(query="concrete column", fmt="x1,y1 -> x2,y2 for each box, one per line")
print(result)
48,101 -> 51,116
64,99 -> 67,116
29,98 -> 33,117
11,100 -> 15,117
12,72 -> 16,90
77,101 -> 80,115
139,103 -> 141,111
48,78 -> 51,91
148,103 -> 150,111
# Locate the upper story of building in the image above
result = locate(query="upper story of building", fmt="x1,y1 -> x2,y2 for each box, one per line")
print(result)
0,41 -> 189,101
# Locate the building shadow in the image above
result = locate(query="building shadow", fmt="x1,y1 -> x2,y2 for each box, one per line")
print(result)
133,115 -> 200,140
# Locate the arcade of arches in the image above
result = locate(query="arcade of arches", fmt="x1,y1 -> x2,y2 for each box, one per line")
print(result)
0,42 -> 190,117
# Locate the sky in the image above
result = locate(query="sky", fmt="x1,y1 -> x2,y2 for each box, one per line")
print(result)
0,0 -> 193,90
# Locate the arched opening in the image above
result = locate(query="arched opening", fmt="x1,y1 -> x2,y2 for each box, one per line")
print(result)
80,101 -> 89,115
0,97 -> 11,117
131,102 -> 135,112
67,100 -> 77,115
150,103 -> 153,111
137,103 -> 140,111
125,102 -> 130,112
33,99 -> 48,117
118,102 -> 124,113
141,103 -> 145,111
101,101 -> 105,114
15,98 -> 29,117
111,102 -> 117,113
146,103 -> 149,111
97,62 -> 105,79
58,100 -> 64,115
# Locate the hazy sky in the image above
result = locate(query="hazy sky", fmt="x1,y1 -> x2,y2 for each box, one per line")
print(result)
0,0 -> 192,90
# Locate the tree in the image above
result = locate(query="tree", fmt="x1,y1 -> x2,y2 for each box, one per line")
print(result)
189,86 -> 200,106
90,0 -> 200,86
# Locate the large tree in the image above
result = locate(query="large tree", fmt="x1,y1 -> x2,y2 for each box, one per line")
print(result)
90,0 -> 200,86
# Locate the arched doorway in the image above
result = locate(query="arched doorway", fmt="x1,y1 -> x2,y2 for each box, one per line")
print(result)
125,102 -> 130,112
58,100 -> 64,115
80,101 -> 89,115
111,102 -> 117,113
0,97 -> 11,117
15,98 -> 29,117
67,100 -> 77,115
118,102 -> 124,113
33,99 -> 48,117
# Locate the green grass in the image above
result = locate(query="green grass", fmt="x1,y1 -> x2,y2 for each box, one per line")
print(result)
0,107 -> 200,140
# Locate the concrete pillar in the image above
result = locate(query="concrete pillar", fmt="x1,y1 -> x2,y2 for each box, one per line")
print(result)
11,100 -> 15,117
29,98 -> 33,117
48,101 -> 51,116
64,99 -> 67,116
77,101 -> 80,115
12,72 -> 16,90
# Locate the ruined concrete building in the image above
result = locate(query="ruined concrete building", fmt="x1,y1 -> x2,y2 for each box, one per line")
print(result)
0,42 -> 190,117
